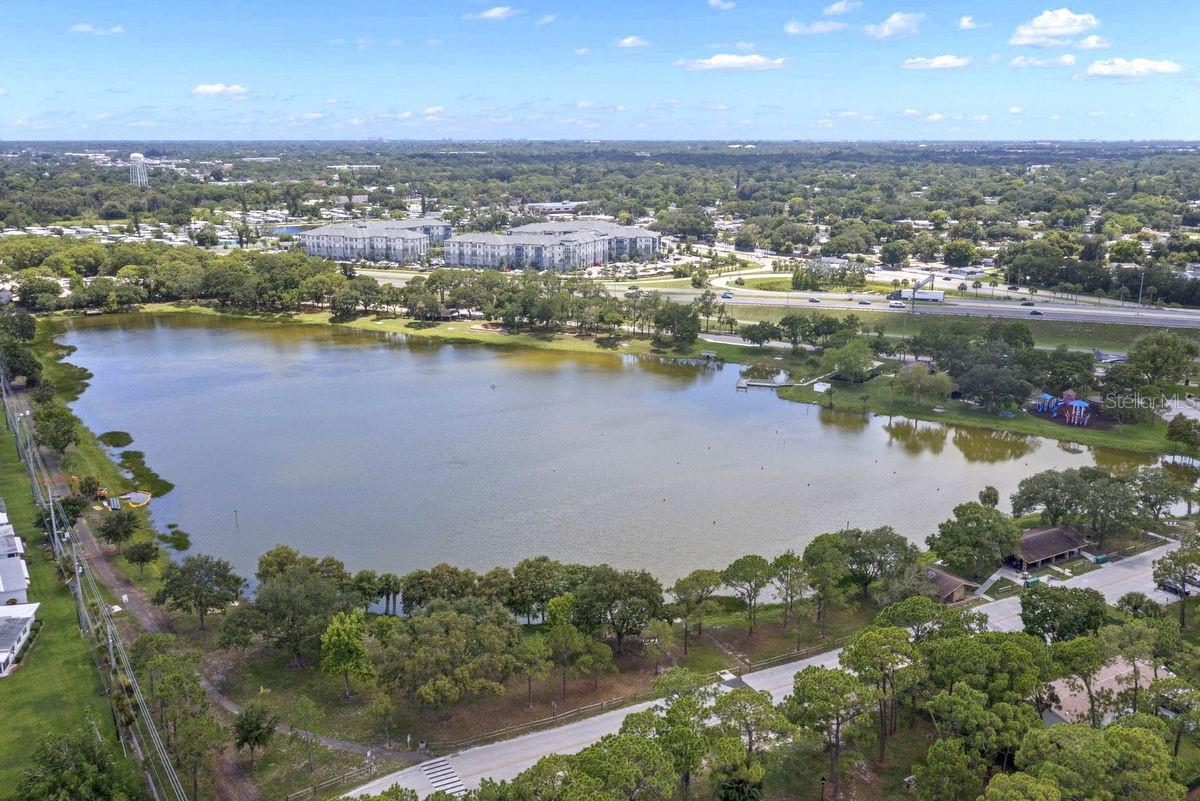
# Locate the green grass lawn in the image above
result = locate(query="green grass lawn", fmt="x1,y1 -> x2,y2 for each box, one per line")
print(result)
0,413 -> 113,785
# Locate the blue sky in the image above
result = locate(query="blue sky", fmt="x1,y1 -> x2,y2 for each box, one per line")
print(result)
3,0 -> 1198,140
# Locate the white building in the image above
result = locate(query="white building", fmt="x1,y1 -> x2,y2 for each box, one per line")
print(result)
0,603 -> 38,676
444,221 -> 660,271
0,555 -> 29,606
298,218 -> 453,263
526,201 -> 588,215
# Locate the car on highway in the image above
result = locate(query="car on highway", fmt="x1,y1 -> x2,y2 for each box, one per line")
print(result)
1008,285 -> 1019,291
1020,301 -> 1035,306
721,291 -> 734,299
808,297 -> 820,303
888,300 -> 907,309
857,299 -> 871,305
1029,310 -> 1044,316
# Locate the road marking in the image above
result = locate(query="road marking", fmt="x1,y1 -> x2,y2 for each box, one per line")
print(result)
420,758 -> 466,797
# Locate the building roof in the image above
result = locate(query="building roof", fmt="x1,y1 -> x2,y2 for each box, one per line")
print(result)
925,565 -> 975,599
298,218 -> 448,238
508,220 -> 658,239
1048,657 -> 1166,724
0,602 -> 37,655
448,231 -> 606,247
1019,525 -> 1088,564
0,525 -> 23,557
0,557 -> 28,594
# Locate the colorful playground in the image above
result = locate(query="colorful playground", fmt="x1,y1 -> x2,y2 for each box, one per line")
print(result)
1032,389 -> 1096,427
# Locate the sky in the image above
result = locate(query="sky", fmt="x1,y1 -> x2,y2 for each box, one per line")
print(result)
2,0 -> 1198,141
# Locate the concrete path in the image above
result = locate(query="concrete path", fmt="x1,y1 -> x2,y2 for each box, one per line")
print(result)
350,539 -> 1179,799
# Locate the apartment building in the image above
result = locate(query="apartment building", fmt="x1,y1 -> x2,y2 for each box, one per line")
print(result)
298,218 -> 453,263
444,220 -> 660,270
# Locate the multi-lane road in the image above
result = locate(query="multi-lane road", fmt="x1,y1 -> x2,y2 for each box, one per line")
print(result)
350,541 -> 1178,799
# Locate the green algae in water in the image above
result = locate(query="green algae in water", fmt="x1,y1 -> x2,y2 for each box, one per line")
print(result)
98,431 -> 133,447
157,528 -> 191,551
117,450 -> 175,497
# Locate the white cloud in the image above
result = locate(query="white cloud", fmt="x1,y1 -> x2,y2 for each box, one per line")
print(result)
1011,53 -> 1076,67
823,0 -> 860,15
675,53 -> 789,71
957,16 -> 983,30
1083,57 -> 1183,78
426,38 -> 443,47
346,117 -> 365,126
708,0 -> 736,10
902,54 -> 971,70
423,105 -> 445,115
924,112 -> 944,122
972,113 -> 989,121
710,41 -> 757,51
816,118 -> 835,128
903,108 -> 920,115
191,83 -> 249,97
0,88 -> 8,97
324,98 -> 340,104
1009,8 -> 1099,47
573,47 -> 590,56
464,6 -> 518,20
865,12 -> 923,39
487,115 -> 515,123
704,103 -> 731,111
299,111 -> 325,121
784,20 -> 846,35
1076,34 -> 1110,49
1009,105 -> 1023,114
575,100 -> 598,108
536,13 -> 558,25
616,35 -> 650,47
70,23 -> 124,35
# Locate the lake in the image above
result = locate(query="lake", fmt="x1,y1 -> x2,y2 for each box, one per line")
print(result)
58,313 -> 1151,583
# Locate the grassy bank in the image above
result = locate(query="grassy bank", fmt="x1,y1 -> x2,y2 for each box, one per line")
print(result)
0,410 -> 113,784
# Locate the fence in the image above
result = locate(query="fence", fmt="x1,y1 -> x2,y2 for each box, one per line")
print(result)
286,764 -> 377,801
0,368 -> 190,801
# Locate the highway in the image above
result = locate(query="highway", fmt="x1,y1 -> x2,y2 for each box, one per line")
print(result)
349,541 -> 1178,799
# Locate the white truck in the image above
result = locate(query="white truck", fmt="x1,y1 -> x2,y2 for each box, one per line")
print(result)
887,289 -> 945,302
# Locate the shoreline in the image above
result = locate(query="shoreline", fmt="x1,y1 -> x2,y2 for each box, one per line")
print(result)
47,302 -> 1178,457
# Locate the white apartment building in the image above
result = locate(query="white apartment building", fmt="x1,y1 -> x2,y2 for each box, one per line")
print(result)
298,218 -> 453,263
444,221 -> 660,271
0,603 -> 39,676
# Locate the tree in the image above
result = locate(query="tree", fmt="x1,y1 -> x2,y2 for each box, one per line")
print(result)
713,687 -> 790,757
573,640 -> 616,690
914,737 -> 985,801
880,239 -> 909,267
738,321 -> 779,348
1020,585 -> 1107,643
514,634 -> 552,708
875,595 -> 986,643
97,508 -> 139,548
1129,466 -> 1187,521
243,565 -> 342,666
979,773 -> 1062,801
942,240 -> 978,268
233,701 -> 278,767
574,565 -> 663,655
175,713 -> 225,801
1051,636 -> 1110,727
1128,331 -> 1200,386
720,555 -> 776,636
321,609 -> 375,697
1150,676 -> 1200,756
784,666 -> 876,801
291,694 -> 324,771
926,502 -> 1021,581
1116,591 -> 1162,620
14,730 -> 143,801
1016,723 -> 1184,801
958,365 -> 1033,411
621,675 -> 717,798
1153,536 -> 1200,627
153,553 -> 244,630
841,625 -> 914,759
821,338 -> 875,383
771,551 -> 808,628
32,403 -> 77,455
777,314 -> 813,352
571,733 -> 677,801
802,533 -> 851,627
671,569 -> 722,653
894,362 -> 952,405
642,619 -> 676,675
979,486 -> 1000,508
841,526 -> 918,600
124,539 -> 160,577
1099,620 -> 1157,714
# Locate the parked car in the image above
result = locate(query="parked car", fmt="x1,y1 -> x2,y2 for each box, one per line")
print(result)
1160,580 -> 1191,597
1030,310 -> 1044,316
1020,301 -> 1035,307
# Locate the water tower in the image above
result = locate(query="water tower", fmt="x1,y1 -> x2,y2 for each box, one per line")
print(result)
129,152 -> 149,187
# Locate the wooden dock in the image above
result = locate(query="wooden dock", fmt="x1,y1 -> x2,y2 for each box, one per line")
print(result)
736,378 -> 798,391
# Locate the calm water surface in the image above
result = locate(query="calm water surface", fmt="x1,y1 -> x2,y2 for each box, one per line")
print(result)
60,314 -> 1150,582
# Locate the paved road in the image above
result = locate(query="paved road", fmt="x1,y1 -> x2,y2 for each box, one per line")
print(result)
350,540 -> 1179,799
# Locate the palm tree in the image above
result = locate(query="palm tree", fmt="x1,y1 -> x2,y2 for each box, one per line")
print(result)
989,280 -> 998,298
972,280 -> 983,298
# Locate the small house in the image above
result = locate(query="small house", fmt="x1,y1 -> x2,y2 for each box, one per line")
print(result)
925,565 -> 976,604
0,603 -> 39,676
0,557 -> 29,606
1013,525 -> 1089,572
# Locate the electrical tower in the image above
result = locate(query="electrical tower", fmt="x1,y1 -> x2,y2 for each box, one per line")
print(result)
129,152 -> 149,187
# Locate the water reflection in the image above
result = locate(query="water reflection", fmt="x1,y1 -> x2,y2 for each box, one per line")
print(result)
884,418 -> 949,455
1091,447 -> 1157,475
952,428 -> 1039,464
